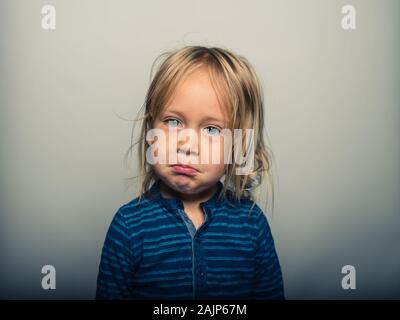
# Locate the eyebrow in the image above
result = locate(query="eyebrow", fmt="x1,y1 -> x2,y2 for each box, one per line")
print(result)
163,109 -> 225,126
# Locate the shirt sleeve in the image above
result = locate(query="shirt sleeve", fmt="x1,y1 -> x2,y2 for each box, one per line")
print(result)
252,207 -> 285,300
95,208 -> 135,299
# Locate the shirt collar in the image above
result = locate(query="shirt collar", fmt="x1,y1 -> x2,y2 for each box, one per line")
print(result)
145,179 -> 225,213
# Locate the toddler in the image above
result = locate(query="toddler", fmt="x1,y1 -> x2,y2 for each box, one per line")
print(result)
96,45 -> 285,300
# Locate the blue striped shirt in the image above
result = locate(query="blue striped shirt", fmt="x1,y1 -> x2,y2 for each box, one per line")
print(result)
96,180 -> 285,300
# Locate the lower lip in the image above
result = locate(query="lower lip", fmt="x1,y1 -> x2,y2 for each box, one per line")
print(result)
172,165 -> 198,176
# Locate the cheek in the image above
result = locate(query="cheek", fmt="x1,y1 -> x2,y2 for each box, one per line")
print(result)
200,135 -> 225,165
145,127 -> 169,165
164,129 -> 180,163
202,161 -> 225,177
212,135 -> 226,159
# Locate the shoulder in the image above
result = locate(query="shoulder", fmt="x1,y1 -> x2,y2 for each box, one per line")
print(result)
111,194 -> 161,227
221,195 -> 270,232
223,194 -> 265,219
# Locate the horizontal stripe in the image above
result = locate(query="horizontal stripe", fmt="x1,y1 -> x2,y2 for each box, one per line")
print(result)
139,256 -> 192,269
96,181 -> 284,300
143,238 -> 191,250
206,266 -> 254,273
141,233 -> 188,244
135,274 -> 192,283
202,245 -> 253,252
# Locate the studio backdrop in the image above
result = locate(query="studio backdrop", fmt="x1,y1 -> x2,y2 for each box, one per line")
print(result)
0,0 -> 399,299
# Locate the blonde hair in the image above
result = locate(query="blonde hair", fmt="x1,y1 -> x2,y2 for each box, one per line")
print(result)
124,45 -> 276,215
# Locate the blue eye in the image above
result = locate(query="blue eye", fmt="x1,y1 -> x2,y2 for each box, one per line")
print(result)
164,118 -> 181,128
203,126 -> 221,136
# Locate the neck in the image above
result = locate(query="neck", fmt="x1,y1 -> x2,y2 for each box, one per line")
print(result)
159,181 -> 218,207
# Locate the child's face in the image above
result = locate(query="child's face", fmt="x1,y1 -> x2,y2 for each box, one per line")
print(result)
150,67 -> 228,196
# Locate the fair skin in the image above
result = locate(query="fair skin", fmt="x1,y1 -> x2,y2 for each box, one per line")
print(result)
149,67 -> 229,230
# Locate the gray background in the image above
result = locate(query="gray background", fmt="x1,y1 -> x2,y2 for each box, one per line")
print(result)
0,0 -> 399,299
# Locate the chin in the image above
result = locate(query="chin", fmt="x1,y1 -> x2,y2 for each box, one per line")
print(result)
172,180 -> 198,193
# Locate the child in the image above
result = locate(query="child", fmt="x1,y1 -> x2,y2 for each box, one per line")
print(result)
96,45 -> 285,300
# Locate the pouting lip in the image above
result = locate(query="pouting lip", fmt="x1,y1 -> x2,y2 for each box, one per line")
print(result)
169,164 -> 199,172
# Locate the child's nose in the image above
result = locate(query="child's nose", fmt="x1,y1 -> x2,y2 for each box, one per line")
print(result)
176,130 -> 200,157
177,141 -> 199,157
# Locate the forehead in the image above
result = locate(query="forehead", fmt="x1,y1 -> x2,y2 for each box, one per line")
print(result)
162,68 -> 229,124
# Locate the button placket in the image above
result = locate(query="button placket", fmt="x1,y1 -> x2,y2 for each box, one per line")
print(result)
194,209 -> 209,297
178,207 -> 210,299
